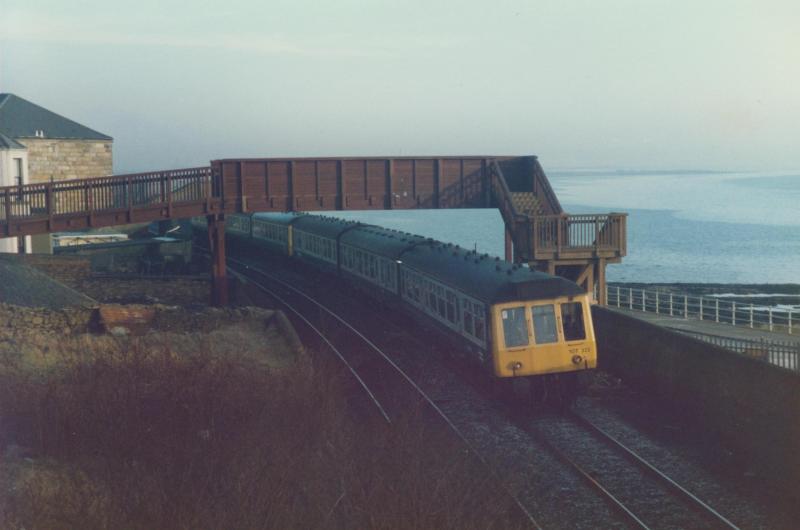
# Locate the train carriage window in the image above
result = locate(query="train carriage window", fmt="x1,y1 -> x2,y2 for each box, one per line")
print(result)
436,286 -> 446,319
561,302 -> 586,341
411,274 -> 421,302
463,299 -> 474,335
532,305 -> 558,344
446,291 -> 457,324
474,303 -> 486,341
501,307 -> 528,348
369,255 -> 377,278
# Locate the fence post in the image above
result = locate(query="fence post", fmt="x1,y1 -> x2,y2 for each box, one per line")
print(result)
669,294 -> 673,316
769,308 -> 773,332
715,299 -> 719,322
642,290 -> 646,312
617,286 -> 621,308
732,301 -> 736,326
790,310 -> 793,335
699,297 -> 703,320
629,288 -> 633,310
684,296 -> 688,319
750,305 -> 753,328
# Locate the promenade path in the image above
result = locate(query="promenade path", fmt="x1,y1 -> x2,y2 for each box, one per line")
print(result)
606,306 -> 800,346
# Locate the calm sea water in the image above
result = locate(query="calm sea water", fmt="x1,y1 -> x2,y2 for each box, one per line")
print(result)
328,170 -> 800,285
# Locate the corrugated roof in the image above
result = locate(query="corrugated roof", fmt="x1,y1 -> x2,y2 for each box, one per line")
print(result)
0,93 -> 112,141
0,132 -> 26,149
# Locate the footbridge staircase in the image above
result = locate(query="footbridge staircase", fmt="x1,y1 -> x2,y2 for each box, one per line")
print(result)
1,155 -> 626,304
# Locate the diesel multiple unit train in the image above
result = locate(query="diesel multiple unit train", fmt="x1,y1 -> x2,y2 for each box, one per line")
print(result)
195,213 -> 597,396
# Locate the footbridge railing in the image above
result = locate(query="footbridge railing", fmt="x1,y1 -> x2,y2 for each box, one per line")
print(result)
530,213 -> 628,260
488,159 -> 627,263
1,167 -> 214,237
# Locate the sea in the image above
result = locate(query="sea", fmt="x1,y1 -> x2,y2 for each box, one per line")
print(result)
327,169 -> 800,286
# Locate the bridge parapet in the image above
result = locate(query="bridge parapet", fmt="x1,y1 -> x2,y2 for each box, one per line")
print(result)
1,167 -> 214,237
530,213 -> 627,261
1,155 -> 628,305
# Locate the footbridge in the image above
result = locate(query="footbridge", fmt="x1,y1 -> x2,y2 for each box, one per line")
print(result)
0,155 -> 626,304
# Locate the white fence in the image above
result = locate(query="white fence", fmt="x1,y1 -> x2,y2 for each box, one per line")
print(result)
606,286 -> 795,335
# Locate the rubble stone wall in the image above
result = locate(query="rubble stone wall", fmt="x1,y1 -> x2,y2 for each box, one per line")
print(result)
22,139 -> 112,183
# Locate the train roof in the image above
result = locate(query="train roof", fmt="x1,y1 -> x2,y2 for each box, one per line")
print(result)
398,243 -> 585,304
290,214 -> 361,239
340,225 -> 431,259
251,212 -> 307,225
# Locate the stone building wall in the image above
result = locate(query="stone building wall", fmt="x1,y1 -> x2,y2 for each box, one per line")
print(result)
22,138 -> 113,183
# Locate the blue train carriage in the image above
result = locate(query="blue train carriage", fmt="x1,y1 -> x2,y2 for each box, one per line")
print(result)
289,215 -> 356,271
251,212 -> 307,256
339,225 -> 430,301
225,213 -> 253,238
397,243 -> 597,379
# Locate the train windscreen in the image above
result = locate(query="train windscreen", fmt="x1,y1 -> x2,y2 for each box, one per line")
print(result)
531,305 -> 558,344
501,307 -> 529,348
561,302 -> 586,341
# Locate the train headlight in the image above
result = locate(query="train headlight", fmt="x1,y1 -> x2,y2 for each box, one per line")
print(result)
571,355 -> 583,365
512,361 -> 523,372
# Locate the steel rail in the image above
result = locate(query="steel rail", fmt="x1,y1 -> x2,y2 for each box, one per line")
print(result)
225,255 -> 543,530
225,265 -> 392,424
568,411 -> 740,530
522,418 -> 651,530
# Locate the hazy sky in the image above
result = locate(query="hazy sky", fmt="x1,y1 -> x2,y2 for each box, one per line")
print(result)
1,0 -> 798,173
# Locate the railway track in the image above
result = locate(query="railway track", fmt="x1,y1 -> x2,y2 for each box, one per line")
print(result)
197,247 -> 751,529
521,409 -> 740,530
204,251 -> 542,528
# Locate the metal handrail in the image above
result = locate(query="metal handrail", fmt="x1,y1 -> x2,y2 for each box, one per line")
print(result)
669,327 -> 799,372
608,285 -> 796,335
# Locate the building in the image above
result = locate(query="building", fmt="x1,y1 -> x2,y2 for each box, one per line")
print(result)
0,132 -> 30,252
0,93 -> 113,252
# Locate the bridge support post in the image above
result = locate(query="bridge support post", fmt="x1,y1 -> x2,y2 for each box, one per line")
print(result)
207,214 -> 228,306
596,258 -> 607,305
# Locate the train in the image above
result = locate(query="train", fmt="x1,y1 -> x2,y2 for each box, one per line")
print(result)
193,212 -> 597,400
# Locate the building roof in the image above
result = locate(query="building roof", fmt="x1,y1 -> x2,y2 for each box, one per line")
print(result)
0,132 -> 26,150
0,93 -> 112,141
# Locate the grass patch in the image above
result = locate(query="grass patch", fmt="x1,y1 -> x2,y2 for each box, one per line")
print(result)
1,336 -> 524,529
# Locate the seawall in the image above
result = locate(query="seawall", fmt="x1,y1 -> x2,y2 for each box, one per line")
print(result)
592,306 -> 800,485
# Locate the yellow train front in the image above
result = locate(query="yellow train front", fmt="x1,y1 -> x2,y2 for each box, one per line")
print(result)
492,295 -> 596,378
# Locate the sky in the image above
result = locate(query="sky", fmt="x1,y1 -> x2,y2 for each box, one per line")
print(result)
1,0 -> 798,174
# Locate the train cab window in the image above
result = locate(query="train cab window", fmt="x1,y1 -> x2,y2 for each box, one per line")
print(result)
561,302 -> 586,341
531,305 -> 558,344
501,307 -> 529,348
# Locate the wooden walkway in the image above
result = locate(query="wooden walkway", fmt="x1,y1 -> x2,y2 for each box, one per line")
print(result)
1,155 -> 627,304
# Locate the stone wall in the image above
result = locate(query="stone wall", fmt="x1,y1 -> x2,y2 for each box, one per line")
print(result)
21,138 -> 112,183
78,277 -> 211,305
10,253 -> 212,306
592,306 -> 800,485
0,303 -> 303,370
11,254 -> 93,285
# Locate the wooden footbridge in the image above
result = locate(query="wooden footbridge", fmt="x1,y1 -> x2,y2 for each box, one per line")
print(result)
0,156 -> 626,305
